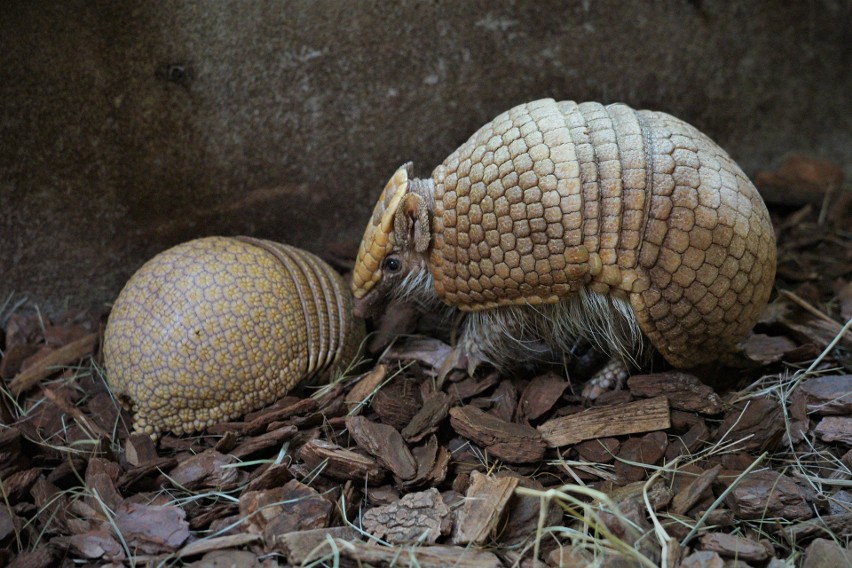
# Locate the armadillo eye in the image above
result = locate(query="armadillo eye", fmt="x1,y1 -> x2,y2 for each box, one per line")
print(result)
384,257 -> 401,272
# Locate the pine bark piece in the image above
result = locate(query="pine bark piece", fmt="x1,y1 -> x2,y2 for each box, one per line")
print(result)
627,372 -> 723,414
453,470 -> 519,545
698,533 -> 770,562
538,396 -> 670,448
363,488 -> 451,544
614,431 -> 668,483
725,470 -> 813,520
782,513 -> 852,541
449,405 -> 545,463
370,378 -> 423,430
489,380 -> 518,422
401,391 -> 450,443
298,438 -> 384,483
168,449 -> 240,490
239,398 -> 319,435
124,433 -> 158,467
814,417 -> 852,446
176,534 -> 262,559
678,550 -> 725,568
240,480 -> 333,539
672,465 -> 722,515
799,375 -> 852,415
344,363 -> 388,413
8,332 -> 98,395
516,371 -> 569,422
114,502 -> 190,554
801,539 -> 852,568
346,416 -> 417,481
7,546 -> 57,568
275,527 -> 360,564
404,434 -> 450,488
335,539 -> 503,568
245,463 -> 294,493
229,425 -> 298,459
84,457 -> 123,513
715,396 -> 784,453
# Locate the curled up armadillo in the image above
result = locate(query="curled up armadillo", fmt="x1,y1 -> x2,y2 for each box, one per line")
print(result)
104,236 -> 364,437
352,99 -> 776,388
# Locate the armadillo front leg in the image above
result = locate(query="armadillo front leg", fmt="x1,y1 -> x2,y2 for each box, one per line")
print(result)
581,358 -> 631,400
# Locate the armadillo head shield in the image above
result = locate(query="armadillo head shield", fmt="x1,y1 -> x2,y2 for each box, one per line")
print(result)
351,164 -> 412,301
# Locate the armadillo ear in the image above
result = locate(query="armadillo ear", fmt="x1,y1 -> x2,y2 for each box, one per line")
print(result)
393,193 -> 431,253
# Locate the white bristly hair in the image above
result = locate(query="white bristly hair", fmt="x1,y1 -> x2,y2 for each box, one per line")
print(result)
461,288 -> 647,371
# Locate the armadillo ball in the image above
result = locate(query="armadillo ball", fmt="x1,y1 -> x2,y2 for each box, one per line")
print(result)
104,236 -> 362,437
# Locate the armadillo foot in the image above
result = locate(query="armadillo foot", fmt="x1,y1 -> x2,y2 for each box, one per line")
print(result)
581,358 -> 631,400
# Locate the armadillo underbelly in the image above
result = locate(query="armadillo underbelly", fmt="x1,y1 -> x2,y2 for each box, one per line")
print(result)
428,99 -> 776,367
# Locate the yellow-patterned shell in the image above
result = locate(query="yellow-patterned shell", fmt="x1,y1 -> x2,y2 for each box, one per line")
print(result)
104,236 -> 364,437
352,165 -> 410,298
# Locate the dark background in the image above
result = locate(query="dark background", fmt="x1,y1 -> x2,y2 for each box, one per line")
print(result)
2,1 -> 850,313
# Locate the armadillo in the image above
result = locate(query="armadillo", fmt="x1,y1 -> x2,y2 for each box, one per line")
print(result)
352,98 -> 776,376
104,236 -> 364,437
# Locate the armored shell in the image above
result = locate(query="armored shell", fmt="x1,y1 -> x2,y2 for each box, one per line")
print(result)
354,99 -> 776,368
104,236 -> 364,436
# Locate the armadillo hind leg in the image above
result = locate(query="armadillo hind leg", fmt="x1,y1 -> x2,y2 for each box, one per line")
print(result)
581,358 -> 631,400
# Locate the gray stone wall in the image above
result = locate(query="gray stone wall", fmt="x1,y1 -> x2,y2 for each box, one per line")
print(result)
1,0 -> 849,312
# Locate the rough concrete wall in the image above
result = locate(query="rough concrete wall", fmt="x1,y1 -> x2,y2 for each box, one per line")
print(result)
1,0 -> 850,312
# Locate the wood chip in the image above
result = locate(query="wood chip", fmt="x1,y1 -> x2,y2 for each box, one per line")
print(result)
742,333 -> 800,365
614,431 -> 668,483
370,377 -> 423,430
335,539 -> 503,568
346,415 -> 417,480
453,470 -> 519,545
176,533 -> 262,558
627,372 -> 722,414
449,405 -> 545,463
538,396 -> 670,447
782,513 -> 852,542
799,375 -> 852,415
114,502 -> 190,554
488,380 -> 518,422
715,396 -> 784,453
725,470 -> 813,521
229,424 -> 297,459
814,416 -> 852,445
167,449 -> 240,490
516,371 -> 569,422
298,438 -> 385,483
672,465 -> 721,515
8,332 -> 98,395
801,538 -> 852,568
698,532 -> 770,562
240,480 -> 332,539
344,363 -> 388,413
401,391 -> 450,443
363,488 -> 451,543
124,433 -> 158,467
275,526 -> 360,564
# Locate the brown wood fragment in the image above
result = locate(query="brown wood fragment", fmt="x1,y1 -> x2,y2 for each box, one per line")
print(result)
344,363 -> 388,413
547,545 -> 596,567
516,371 -> 569,422
275,526 -> 360,564
725,470 -> 813,521
183,549 -> 260,567
67,530 -> 125,561
168,449 -> 241,491
346,415 -> 417,480
298,439 -> 385,483
401,391 -> 450,443
678,550 -> 725,568
176,533 -> 262,558
448,371 -> 500,400
781,513 -> 852,542
370,377 -> 423,430
238,397 -> 319,435
85,457 -> 123,513
245,463 -> 294,492
628,372 -> 722,414
801,538 -> 852,568
814,416 -> 852,445
114,502 -> 190,554
118,456 -> 177,490
240,480 -> 332,539
335,539 -> 503,568
7,546 -> 57,568
453,470 -> 519,545
363,488 -> 451,543
229,425 -> 297,459
449,405 -> 545,463
698,533 -> 770,562
672,465 -> 721,515
614,431 -> 668,483
576,437 -> 620,463
742,333 -> 800,365
715,397 -> 784,453
538,396 -> 670,447
124,433 -> 158,467
488,379 -> 518,422
800,375 -> 852,415
41,386 -> 110,439
8,332 -> 98,395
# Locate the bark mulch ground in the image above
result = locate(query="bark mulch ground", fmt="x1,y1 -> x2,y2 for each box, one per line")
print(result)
1,153 -> 850,567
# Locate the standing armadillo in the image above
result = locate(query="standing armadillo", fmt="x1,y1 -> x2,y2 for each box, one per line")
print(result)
104,236 -> 364,437
351,99 -> 776,379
